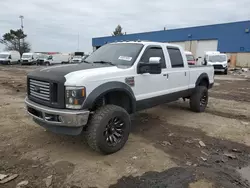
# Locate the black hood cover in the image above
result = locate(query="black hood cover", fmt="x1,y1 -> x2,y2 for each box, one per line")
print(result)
28,63 -> 107,82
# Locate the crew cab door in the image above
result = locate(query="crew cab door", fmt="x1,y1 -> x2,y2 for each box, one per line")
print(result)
134,45 -> 169,103
165,46 -> 189,93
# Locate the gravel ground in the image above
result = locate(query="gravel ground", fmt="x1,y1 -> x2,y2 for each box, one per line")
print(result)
0,65 -> 250,188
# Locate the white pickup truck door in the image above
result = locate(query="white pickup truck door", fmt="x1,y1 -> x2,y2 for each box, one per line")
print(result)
134,46 -> 169,101
165,46 -> 189,93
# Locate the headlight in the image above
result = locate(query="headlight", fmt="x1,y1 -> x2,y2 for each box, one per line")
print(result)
222,63 -> 227,67
65,86 -> 86,109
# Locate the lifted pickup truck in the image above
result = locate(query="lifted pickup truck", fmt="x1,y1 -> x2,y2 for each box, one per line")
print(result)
25,41 -> 214,154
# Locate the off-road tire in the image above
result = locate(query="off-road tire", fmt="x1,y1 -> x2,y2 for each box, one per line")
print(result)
190,86 -> 208,112
86,105 -> 131,154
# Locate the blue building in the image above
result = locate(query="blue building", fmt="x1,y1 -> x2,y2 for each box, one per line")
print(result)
92,20 -> 250,67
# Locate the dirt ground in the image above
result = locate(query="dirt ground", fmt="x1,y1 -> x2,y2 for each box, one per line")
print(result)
0,65 -> 250,188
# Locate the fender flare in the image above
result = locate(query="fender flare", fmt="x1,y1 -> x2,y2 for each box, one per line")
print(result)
195,73 -> 209,87
82,81 -> 136,113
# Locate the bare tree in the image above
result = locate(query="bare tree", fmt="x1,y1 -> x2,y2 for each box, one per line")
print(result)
0,29 -> 31,55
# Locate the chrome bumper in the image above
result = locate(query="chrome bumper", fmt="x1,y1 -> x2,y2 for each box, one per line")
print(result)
25,97 -> 89,127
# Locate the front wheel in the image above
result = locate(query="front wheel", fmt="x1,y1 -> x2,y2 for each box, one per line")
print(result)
45,62 -> 50,66
86,105 -> 131,154
224,68 -> 228,75
190,86 -> 208,112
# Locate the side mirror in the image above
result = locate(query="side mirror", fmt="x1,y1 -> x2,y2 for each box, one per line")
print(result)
138,57 -> 162,74
9,56 -> 11,59
228,59 -> 231,63
149,57 -> 161,64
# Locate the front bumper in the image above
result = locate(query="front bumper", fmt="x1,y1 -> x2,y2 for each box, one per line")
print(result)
25,97 -> 89,128
0,60 -> 9,65
212,64 -> 227,72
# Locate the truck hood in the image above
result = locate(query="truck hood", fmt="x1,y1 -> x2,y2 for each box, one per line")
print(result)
27,63 -> 119,84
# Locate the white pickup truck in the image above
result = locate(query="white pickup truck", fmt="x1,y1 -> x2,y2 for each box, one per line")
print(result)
25,41 -> 214,154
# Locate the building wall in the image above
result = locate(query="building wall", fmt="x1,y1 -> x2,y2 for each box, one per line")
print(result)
236,53 -> 250,67
93,21 -> 250,53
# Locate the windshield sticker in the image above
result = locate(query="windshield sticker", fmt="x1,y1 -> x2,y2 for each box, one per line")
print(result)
118,56 -> 132,61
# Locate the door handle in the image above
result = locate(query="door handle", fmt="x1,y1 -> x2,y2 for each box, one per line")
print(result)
163,74 -> 169,78
185,72 -> 187,76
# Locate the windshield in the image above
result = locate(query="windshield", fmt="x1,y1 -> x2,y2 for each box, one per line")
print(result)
0,54 -> 9,58
208,55 -> 227,62
186,55 -> 195,61
85,43 -> 143,66
22,55 -> 32,58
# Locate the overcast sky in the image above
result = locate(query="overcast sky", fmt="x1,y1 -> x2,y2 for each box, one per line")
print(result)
0,0 -> 250,53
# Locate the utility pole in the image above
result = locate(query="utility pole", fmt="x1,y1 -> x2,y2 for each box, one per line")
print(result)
19,15 -> 24,31
19,15 -> 24,55
77,33 -> 79,51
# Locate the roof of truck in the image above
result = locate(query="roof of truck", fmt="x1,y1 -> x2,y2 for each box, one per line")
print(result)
111,41 -> 182,47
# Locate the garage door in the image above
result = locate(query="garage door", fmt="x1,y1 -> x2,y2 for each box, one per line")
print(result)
169,42 -> 186,50
196,40 -> 218,65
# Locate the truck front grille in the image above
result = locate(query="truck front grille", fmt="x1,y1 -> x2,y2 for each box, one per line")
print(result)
29,79 -> 50,101
213,65 -> 223,69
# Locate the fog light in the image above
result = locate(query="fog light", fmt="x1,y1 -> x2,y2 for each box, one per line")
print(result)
69,97 -> 74,104
58,115 -> 63,122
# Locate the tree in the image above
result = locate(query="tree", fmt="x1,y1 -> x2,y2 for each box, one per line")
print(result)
0,29 -> 31,55
112,25 -> 124,36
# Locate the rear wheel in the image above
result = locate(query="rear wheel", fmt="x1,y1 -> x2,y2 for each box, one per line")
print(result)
190,86 -> 208,112
86,105 -> 131,154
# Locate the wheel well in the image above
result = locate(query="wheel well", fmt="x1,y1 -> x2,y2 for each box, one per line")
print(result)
198,78 -> 209,88
92,91 -> 133,114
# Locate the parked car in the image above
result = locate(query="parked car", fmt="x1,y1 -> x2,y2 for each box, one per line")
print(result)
25,41 -> 214,154
185,51 -> 196,65
44,54 -> 70,66
21,53 -> 37,65
203,51 -> 228,74
0,51 -> 20,65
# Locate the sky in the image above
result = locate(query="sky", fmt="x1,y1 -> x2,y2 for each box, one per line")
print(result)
0,0 -> 250,53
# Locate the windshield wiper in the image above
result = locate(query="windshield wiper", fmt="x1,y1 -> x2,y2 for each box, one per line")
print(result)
93,61 -> 115,66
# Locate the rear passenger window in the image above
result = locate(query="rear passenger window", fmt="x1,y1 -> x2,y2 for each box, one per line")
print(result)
167,47 -> 184,68
140,47 -> 166,68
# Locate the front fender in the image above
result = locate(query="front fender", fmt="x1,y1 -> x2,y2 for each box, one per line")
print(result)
82,81 -> 136,112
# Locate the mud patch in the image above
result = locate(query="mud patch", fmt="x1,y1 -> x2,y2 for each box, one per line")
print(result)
0,146 -> 75,188
125,112 -> 250,188
211,79 -> 250,102
109,167 -> 195,188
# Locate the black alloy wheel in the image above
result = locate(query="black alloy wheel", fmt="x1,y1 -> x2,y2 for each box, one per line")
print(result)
104,117 -> 125,146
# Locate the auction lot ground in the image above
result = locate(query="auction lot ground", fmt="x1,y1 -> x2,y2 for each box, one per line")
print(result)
0,65 -> 250,188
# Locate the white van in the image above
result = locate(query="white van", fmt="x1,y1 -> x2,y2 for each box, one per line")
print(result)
0,51 -> 20,65
21,53 -> 37,65
44,54 -> 70,66
203,51 -> 228,74
36,54 -> 49,65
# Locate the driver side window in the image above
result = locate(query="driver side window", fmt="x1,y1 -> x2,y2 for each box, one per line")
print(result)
140,47 -> 166,68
